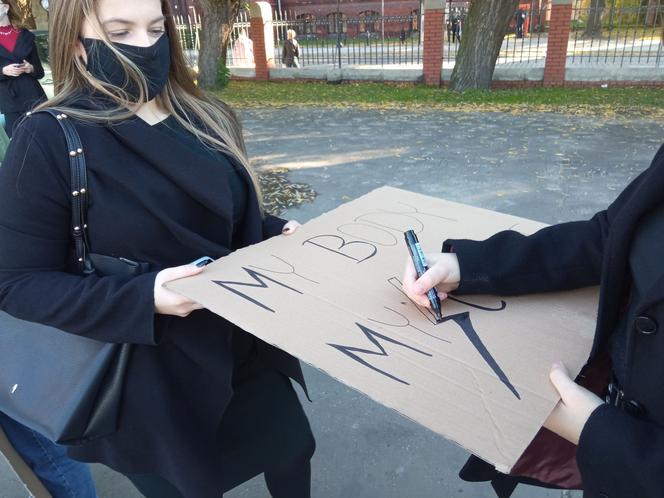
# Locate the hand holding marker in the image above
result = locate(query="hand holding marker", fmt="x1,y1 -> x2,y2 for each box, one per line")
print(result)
404,230 -> 443,323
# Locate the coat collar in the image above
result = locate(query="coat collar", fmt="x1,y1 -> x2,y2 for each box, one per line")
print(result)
57,95 -> 266,252
107,114 -> 265,250
0,28 -> 34,60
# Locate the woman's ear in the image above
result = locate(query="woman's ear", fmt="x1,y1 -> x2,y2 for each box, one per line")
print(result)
75,39 -> 88,65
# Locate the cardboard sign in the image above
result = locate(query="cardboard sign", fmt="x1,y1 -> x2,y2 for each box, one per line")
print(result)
168,187 -> 598,473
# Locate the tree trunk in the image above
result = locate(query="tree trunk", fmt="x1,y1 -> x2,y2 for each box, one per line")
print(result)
11,0 -> 35,28
448,0 -> 519,91
583,0 -> 605,39
31,0 -> 48,30
197,0 -> 242,89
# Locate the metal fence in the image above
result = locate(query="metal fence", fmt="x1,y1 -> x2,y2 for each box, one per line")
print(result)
569,1 -> 663,65
173,10 -> 201,67
272,10 -> 422,67
174,9 -> 254,68
173,3 -> 664,70
444,7 -> 550,65
496,7 -> 549,65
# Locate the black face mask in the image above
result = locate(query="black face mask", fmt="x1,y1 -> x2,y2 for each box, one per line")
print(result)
81,34 -> 171,102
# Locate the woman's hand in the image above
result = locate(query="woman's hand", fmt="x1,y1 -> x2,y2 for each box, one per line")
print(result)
20,60 -> 33,74
402,252 -> 461,308
281,220 -> 301,235
154,264 -> 205,317
543,362 -> 603,445
2,64 -> 23,77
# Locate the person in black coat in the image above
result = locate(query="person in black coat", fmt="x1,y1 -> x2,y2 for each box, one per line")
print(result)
0,1 -> 314,497
402,143 -> 664,498
0,0 -> 46,137
283,29 -> 300,68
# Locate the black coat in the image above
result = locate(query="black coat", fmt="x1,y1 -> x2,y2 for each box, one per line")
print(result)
445,143 -> 664,498
282,39 -> 299,66
0,108 -> 312,497
0,29 -> 46,113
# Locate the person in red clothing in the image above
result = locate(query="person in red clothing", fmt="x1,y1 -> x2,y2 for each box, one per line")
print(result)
0,0 -> 46,137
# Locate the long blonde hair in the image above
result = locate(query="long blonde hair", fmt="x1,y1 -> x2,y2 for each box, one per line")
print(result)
35,0 -> 262,202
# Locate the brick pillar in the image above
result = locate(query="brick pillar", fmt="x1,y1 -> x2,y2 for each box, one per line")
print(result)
543,0 -> 573,86
422,0 -> 444,86
250,2 -> 275,81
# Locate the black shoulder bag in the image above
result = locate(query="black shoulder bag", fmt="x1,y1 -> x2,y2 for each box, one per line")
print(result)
0,109 -> 148,445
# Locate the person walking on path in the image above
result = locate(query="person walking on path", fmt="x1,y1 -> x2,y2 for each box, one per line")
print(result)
283,29 -> 300,68
0,0 -> 314,497
0,0 -> 45,137
232,29 -> 254,67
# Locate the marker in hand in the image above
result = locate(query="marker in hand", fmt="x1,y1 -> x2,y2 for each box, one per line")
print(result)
404,230 -> 443,323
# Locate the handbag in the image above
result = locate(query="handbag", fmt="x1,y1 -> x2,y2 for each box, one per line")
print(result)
0,109 -> 148,445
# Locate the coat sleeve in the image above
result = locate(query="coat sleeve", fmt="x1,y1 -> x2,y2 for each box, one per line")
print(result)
262,213 -> 287,239
577,404 -> 664,498
26,40 -> 44,80
0,117 -> 160,345
443,164 -> 650,296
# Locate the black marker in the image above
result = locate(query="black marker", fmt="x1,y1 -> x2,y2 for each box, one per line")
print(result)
404,230 -> 443,323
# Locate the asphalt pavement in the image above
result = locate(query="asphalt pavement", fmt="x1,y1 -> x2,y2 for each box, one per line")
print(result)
2,106 -> 663,498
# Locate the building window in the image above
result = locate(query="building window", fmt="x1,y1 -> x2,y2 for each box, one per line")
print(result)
327,12 -> 346,34
359,10 -> 380,32
297,13 -> 316,35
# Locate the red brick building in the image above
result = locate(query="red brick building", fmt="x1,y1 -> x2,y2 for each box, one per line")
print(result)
170,0 -> 551,36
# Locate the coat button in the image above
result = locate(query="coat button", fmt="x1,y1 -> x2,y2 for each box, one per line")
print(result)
624,400 -> 647,418
634,315 -> 657,335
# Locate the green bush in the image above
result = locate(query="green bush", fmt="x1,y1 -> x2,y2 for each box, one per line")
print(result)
571,19 -> 585,30
216,60 -> 231,88
34,31 -> 49,64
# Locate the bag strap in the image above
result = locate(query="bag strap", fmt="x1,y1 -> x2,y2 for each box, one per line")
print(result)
32,109 -> 94,274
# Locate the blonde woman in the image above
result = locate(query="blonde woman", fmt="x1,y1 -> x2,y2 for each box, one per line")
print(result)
0,0 -> 314,497
283,28 -> 300,68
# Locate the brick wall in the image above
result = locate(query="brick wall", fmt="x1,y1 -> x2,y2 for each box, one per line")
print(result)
251,16 -> 270,81
543,1 -> 573,86
422,9 -> 444,86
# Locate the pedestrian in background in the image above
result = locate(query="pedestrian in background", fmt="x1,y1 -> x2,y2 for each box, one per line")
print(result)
232,29 -> 254,68
0,0 -> 46,137
283,29 -> 300,68
451,16 -> 460,43
516,10 -> 526,39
